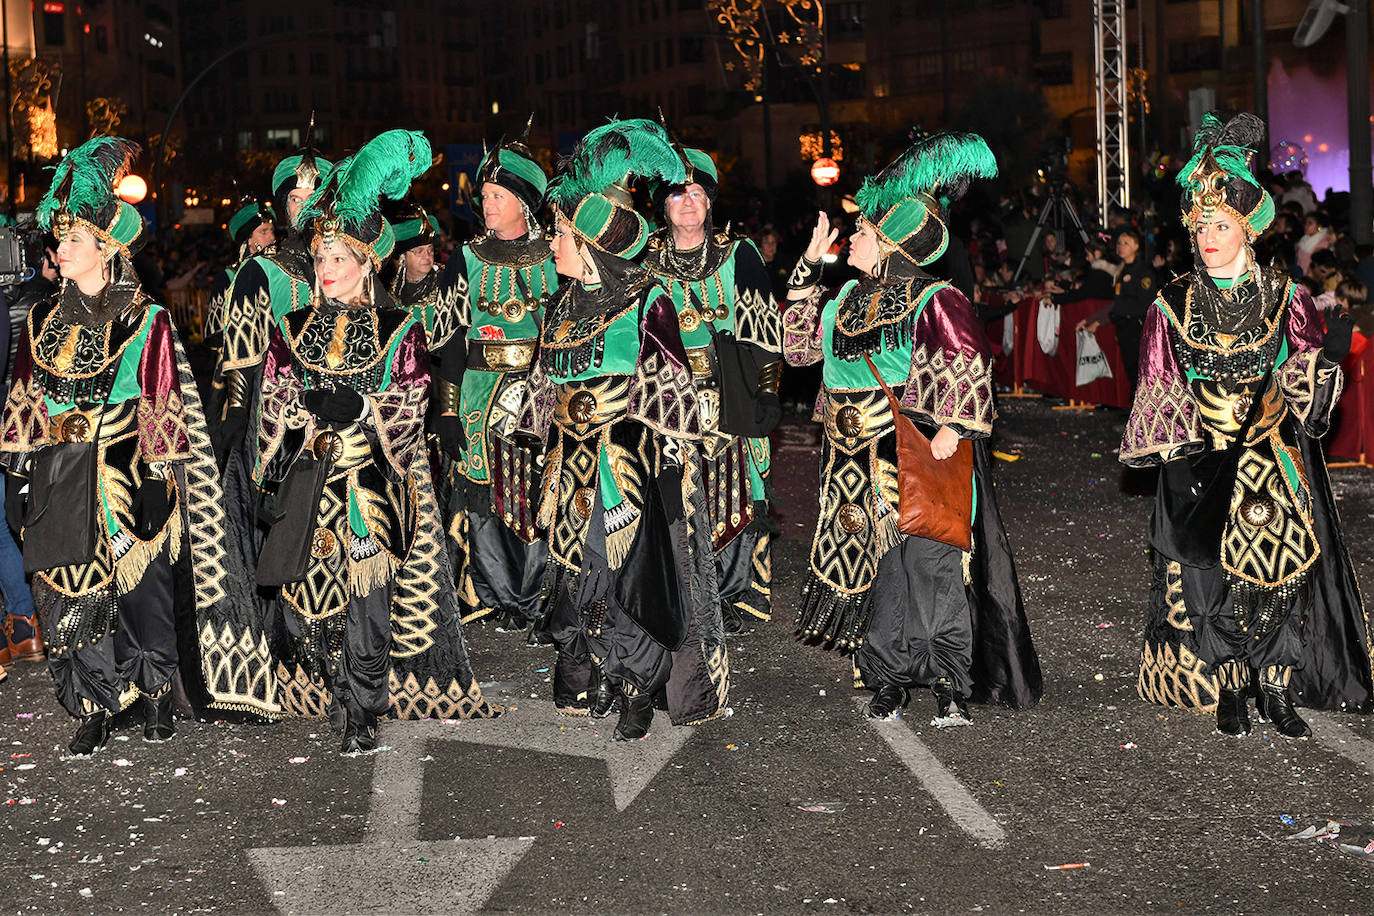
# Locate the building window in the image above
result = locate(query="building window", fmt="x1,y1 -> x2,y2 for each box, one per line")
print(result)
265,128 -> 300,149
236,130 -> 254,151
310,51 -> 329,75
43,9 -> 65,47
1033,51 -> 1073,86
94,26 -> 109,53
679,36 -> 703,64
829,2 -> 863,40
1168,37 -> 1220,72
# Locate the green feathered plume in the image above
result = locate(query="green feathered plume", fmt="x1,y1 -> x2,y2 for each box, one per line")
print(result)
548,118 -> 686,209
1179,111 -> 1263,190
856,132 -> 997,218
298,129 -> 432,231
37,136 -> 140,230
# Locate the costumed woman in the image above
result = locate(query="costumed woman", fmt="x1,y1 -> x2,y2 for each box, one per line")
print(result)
1121,111 -> 1373,737
520,118 -> 724,739
0,138 -> 261,752
256,130 -> 498,755
641,142 -> 783,633
432,127 -> 557,633
782,133 -> 1042,724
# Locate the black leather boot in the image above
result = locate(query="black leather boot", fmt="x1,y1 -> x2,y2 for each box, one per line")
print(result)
1215,688 -> 1252,736
864,684 -> 909,720
553,653 -> 592,716
69,712 -> 110,756
340,708 -> 379,754
142,691 -> 175,742
589,666 -> 619,719
930,679 -> 973,727
613,693 -> 654,740
1257,683 -> 1311,739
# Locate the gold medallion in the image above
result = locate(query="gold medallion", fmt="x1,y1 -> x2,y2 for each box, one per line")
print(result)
573,487 -> 595,518
313,430 -> 345,462
678,308 -> 702,333
838,504 -> 867,534
60,412 -> 91,443
502,300 -> 525,321
567,391 -> 598,424
1240,495 -> 1276,528
311,528 -> 338,558
835,405 -> 863,438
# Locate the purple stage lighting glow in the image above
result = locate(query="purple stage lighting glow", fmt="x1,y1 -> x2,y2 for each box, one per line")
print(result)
1268,59 -> 1374,196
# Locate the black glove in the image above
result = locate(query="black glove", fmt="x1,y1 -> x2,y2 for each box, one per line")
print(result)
212,405 -> 249,464
5,476 -> 26,535
133,479 -> 173,540
754,392 -> 783,434
433,414 -> 465,459
302,385 -> 367,424
1322,312 -> 1355,363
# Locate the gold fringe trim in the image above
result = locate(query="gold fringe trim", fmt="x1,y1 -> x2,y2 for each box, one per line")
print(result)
113,500 -> 184,595
605,515 -> 639,571
349,548 -> 396,598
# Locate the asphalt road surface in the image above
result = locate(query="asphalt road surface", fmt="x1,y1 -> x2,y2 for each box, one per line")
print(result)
2,397 -> 1372,915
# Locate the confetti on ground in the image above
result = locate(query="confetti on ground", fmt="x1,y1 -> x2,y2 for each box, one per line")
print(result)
289,756 -> 310,764
993,450 -> 1021,462
271,798 -> 287,806
15,713 -> 33,719
15,764 -> 35,770
112,759 -> 132,767
174,768 -> 187,777
1043,863 -> 1090,871
1118,743 -> 1138,750
1094,622 -> 1114,628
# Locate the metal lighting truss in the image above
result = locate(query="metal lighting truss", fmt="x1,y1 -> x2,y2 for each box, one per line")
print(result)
1093,0 -> 1130,221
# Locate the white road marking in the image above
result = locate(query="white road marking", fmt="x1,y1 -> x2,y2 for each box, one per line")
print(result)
857,698 -> 1008,849
1307,711 -> 1374,775
249,701 -> 693,913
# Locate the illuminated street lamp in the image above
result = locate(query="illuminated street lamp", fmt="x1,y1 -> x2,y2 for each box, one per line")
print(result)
811,157 -> 839,187
116,174 -> 148,204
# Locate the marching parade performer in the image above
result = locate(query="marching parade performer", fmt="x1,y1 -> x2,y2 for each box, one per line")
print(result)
0,138 -> 270,753
387,203 -> 444,336
256,130 -> 498,754
211,127 -> 333,458
642,143 -> 782,633
519,118 -> 725,739
433,126 -> 557,632
1122,111 -> 1373,737
783,133 -> 1041,724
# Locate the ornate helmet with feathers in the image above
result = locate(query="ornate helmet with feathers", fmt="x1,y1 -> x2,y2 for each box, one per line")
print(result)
37,136 -> 146,262
855,131 -> 998,272
271,116 -> 333,220
1178,110 -> 1273,240
389,201 -> 441,256
294,129 -> 433,271
546,118 -> 686,261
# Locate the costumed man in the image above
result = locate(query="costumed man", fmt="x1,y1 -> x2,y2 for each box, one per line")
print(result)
204,193 -> 277,376
0,138 -> 275,754
256,130 -> 499,755
432,126 -> 557,632
782,133 -> 1042,723
1121,111 -> 1373,737
387,203 -> 443,336
641,144 -> 782,634
211,130 -> 333,459
519,118 -> 726,740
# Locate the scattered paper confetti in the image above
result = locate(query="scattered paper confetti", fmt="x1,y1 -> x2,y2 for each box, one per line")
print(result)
289,756 -> 310,764
271,798 -> 287,806
174,768 -> 187,777
112,759 -> 132,767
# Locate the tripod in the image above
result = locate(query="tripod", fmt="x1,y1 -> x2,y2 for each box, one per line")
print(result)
1011,181 -> 1092,285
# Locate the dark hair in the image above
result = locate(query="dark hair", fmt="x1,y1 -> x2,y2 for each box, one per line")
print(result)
1337,279 -> 1367,307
